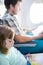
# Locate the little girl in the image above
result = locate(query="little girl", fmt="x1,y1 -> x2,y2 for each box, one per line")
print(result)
0,25 -> 31,65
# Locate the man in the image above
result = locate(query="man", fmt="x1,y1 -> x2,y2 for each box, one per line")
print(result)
2,0 -> 43,54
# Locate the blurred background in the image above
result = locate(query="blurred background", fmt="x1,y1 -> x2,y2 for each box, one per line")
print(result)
0,0 -> 43,30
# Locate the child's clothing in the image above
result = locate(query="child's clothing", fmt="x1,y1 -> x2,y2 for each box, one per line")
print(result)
0,47 -> 30,65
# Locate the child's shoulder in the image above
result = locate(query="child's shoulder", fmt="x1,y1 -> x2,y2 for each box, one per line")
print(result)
9,47 -> 17,51
8,47 -> 18,54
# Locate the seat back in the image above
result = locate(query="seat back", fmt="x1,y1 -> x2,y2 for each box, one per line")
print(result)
0,19 -> 3,25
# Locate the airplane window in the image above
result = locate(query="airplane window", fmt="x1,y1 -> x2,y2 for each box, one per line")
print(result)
30,2 -> 43,24
0,1 -> 6,19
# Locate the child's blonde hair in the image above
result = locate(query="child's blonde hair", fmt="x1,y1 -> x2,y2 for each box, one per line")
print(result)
0,25 -> 15,54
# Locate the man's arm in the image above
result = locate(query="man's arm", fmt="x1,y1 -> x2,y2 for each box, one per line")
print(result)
15,34 -> 43,43
22,26 -> 38,32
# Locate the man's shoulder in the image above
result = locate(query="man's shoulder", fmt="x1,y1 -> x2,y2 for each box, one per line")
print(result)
2,12 -> 15,26
2,12 -> 13,20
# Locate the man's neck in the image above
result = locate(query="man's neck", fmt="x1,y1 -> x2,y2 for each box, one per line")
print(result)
7,9 -> 14,16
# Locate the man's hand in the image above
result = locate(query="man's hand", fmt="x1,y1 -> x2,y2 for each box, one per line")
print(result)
38,33 -> 43,38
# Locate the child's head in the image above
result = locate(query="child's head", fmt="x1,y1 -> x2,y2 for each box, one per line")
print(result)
0,25 -> 15,54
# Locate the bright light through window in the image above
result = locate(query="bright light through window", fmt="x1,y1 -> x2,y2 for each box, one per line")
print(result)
30,3 -> 43,24
0,4 -> 6,18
